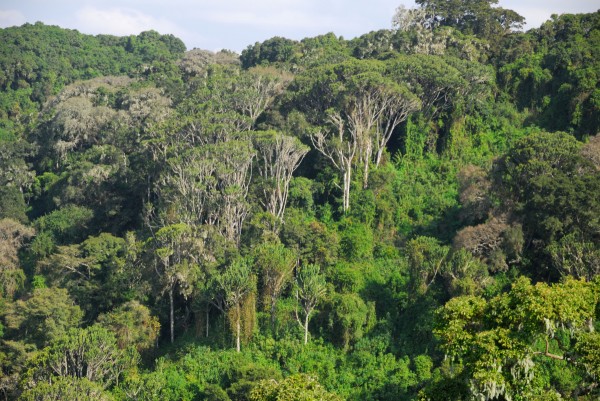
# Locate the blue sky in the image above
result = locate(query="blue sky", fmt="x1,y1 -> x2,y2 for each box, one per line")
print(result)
0,1 -> 598,52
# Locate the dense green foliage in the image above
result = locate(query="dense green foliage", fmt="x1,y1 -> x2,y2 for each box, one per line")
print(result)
0,6 -> 599,401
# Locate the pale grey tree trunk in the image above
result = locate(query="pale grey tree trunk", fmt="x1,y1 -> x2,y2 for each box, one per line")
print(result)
343,168 -> 352,212
169,286 -> 174,344
304,313 -> 310,345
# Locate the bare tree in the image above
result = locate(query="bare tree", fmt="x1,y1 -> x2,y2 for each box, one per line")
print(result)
210,140 -> 256,245
372,88 -> 420,167
310,112 -> 357,212
312,72 -> 419,201
234,66 -> 293,125
155,147 -> 217,227
253,131 -> 309,222
348,78 -> 420,186
151,139 -> 254,246
345,89 -> 381,190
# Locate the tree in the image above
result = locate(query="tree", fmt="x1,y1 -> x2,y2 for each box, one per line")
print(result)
4,287 -> 83,348
37,233 -> 129,318
280,211 -> 340,267
29,206 -> 94,262
390,5 -> 453,56
305,60 -> 419,205
294,264 -> 326,344
154,140 -> 256,245
177,48 -> 240,79
20,377 -> 114,401
34,77 -> 136,166
432,277 -> 599,400
0,218 -> 34,298
387,55 -> 493,130
547,233 -> 600,281
498,13 -> 599,137
253,242 -> 296,331
453,216 -> 522,272
253,131 -> 309,223
0,186 -> 29,224
444,249 -> 490,296
215,257 -> 256,352
414,0 -> 524,39
342,71 -> 419,187
575,331 -> 600,393
28,76 -> 173,232
97,301 -> 160,352
40,96 -> 117,166
406,236 -> 450,295
339,219 -> 374,261
327,292 -> 375,350
149,120 -> 255,244
495,131 -> 600,278
153,146 -> 218,227
210,140 -> 256,244
29,325 -> 137,389
0,127 -> 35,196
310,112 -> 357,212
581,134 -> 600,170
290,59 -> 417,209
176,64 -> 253,135
240,37 -> 298,68
370,80 -> 420,169
249,374 -> 342,401
393,5 -> 436,32
233,67 -> 292,126
456,164 -> 492,225
152,223 -> 201,343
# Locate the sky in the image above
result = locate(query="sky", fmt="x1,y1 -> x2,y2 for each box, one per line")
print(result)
0,1 -> 598,53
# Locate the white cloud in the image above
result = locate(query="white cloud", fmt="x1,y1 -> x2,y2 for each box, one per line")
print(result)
0,9 -> 26,27
75,6 -> 183,37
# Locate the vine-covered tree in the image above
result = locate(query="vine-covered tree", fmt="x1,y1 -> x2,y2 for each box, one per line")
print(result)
253,242 -> 296,330
152,223 -> 201,343
0,219 -> 34,298
431,277 -> 599,400
215,257 -> 256,352
294,263 -> 327,344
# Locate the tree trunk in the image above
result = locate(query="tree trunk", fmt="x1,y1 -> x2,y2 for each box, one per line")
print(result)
375,147 -> 384,168
206,308 -> 210,338
363,156 -> 369,189
343,168 -> 351,212
169,286 -> 174,344
236,303 -> 241,352
304,313 -> 310,345
363,139 -> 372,189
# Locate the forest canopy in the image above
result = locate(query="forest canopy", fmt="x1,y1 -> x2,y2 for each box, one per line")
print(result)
0,4 -> 599,401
